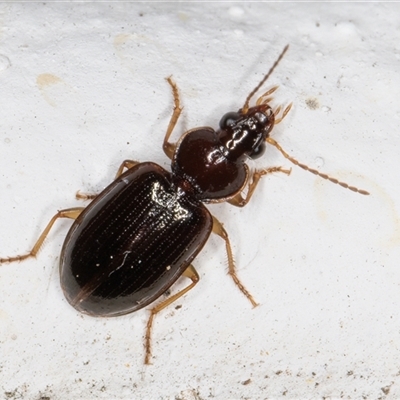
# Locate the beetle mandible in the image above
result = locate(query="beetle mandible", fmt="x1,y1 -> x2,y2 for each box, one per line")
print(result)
0,45 -> 369,364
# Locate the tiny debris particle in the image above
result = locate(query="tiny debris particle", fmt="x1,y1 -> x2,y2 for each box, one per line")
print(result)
381,385 -> 391,395
305,97 -> 319,110
241,378 -> 251,385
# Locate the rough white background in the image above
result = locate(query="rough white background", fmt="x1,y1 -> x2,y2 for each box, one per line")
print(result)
0,2 -> 399,399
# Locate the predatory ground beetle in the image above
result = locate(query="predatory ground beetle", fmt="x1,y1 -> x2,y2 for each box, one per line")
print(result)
0,45 -> 369,364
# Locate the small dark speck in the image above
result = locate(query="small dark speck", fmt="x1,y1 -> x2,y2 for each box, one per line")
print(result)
305,97 -> 319,110
347,370 -> 354,376
241,378 -> 251,385
381,386 -> 391,395
275,370 -> 283,375
316,22 -> 320,27
283,390 -> 288,396
175,304 -> 182,310
39,397 -> 51,400
139,12 -> 144,17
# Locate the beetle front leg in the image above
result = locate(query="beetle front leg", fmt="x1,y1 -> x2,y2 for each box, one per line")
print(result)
0,207 -> 84,263
212,215 -> 258,308
163,77 -> 183,160
76,160 -> 140,201
228,166 -> 291,208
145,264 -> 199,364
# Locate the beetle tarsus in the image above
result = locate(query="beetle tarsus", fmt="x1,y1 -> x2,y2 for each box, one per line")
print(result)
163,77 -> 183,160
144,264 -> 199,364
228,166 -> 291,208
211,216 -> 258,308
0,208 -> 84,265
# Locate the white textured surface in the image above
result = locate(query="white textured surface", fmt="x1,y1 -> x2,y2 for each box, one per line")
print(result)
0,3 -> 399,399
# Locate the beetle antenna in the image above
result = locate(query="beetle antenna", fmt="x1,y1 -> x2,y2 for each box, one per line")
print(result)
266,137 -> 370,195
242,44 -> 289,114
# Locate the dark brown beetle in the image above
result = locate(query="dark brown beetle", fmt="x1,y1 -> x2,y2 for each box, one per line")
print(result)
0,46 -> 369,364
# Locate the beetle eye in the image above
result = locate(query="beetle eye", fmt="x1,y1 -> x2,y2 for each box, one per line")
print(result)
219,111 -> 241,129
249,141 -> 266,159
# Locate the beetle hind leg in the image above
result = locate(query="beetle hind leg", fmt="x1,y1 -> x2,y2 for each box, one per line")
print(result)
0,207 -> 84,263
145,264 -> 199,365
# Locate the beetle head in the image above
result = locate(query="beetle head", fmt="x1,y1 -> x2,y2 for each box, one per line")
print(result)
217,104 -> 274,161
216,45 -> 289,162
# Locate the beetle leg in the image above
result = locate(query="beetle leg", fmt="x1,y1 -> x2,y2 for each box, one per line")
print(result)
145,264 -> 199,364
76,191 -> 98,201
228,166 -> 291,208
114,159 -> 140,179
163,77 -> 183,160
0,207 -> 84,263
76,160 -> 141,201
211,215 -> 258,308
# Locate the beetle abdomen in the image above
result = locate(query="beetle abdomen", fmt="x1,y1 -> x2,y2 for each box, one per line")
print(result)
60,162 -> 212,317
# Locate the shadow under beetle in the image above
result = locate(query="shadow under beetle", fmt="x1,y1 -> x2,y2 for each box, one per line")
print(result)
0,45 -> 369,364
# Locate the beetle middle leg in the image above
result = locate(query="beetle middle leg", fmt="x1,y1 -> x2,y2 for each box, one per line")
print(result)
76,159 -> 140,200
163,77 -> 183,160
0,207 -> 84,263
228,166 -> 291,208
211,215 -> 258,308
145,264 -> 199,364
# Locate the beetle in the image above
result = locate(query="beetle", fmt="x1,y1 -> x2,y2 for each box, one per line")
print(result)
0,45 -> 369,364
